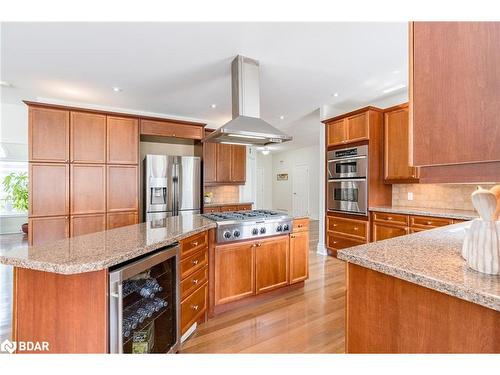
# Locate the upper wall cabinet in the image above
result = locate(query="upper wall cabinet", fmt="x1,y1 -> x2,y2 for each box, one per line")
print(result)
203,141 -> 217,183
325,108 -> 375,147
410,22 -> 500,181
384,104 -> 418,183
140,119 -> 204,140
29,107 -> 70,162
70,112 -> 107,163
203,138 -> 246,185
107,116 -> 139,165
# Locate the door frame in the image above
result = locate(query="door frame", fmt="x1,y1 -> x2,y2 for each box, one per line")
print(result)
292,163 -> 310,217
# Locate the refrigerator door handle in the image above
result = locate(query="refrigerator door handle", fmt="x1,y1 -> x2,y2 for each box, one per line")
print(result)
173,163 -> 180,215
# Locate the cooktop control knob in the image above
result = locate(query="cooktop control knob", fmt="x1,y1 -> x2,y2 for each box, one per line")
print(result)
276,225 -> 283,232
260,227 -> 266,234
283,224 -> 290,231
223,231 -> 232,239
233,230 -> 241,238
252,228 -> 259,235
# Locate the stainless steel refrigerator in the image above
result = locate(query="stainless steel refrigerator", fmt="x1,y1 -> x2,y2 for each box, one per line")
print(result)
144,154 -> 201,222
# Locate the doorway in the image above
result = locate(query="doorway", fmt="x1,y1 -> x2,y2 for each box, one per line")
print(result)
293,164 -> 310,217
255,167 -> 264,209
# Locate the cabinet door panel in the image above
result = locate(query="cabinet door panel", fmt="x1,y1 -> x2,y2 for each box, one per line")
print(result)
255,236 -> 289,294
346,112 -> 368,142
290,231 -> 309,284
29,107 -> 69,162
215,144 -> 231,182
384,106 -> 418,181
106,165 -> 138,212
106,211 -> 138,229
106,116 -> 139,164
29,216 -> 69,246
70,164 -> 106,215
326,232 -> 365,251
327,119 -> 346,146
372,223 -> 408,242
70,214 -> 106,237
215,242 -> 255,305
230,145 -> 246,183
140,119 -> 203,139
70,112 -> 106,163
29,163 -> 69,217
203,141 -> 217,183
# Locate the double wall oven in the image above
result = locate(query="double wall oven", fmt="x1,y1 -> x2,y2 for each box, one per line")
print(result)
327,145 -> 368,216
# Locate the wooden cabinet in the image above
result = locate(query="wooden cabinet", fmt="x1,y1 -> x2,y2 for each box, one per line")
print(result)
372,222 -> 409,241
202,206 -> 221,214
238,204 -> 252,211
70,214 -> 106,237
203,141 -> 217,183
70,112 -> 106,163
204,142 -> 246,185
180,282 -> 208,335
215,241 -> 256,305
384,104 -> 418,182
410,215 -> 453,229
203,204 -> 252,213
28,216 -> 69,246
106,116 -> 139,164
255,236 -> 289,294
290,230 -> 309,284
106,165 -> 138,212
70,164 -> 106,215
325,109 -> 372,147
29,163 -> 69,217
29,106 -> 69,163
106,211 -> 138,229
220,205 -> 239,212
140,119 -> 203,139
410,22 -> 500,182
326,215 -> 368,256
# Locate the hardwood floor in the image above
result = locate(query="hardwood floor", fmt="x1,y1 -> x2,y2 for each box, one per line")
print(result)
181,220 -> 347,353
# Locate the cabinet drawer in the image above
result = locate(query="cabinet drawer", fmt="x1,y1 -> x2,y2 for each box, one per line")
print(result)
372,212 -> 409,226
327,216 -> 367,240
180,249 -> 208,279
372,222 -> 408,241
327,233 -> 365,250
238,204 -> 252,211
181,282 -> 208,334
180,231 -> 208,259
220,205 -> 239,212
140,119 -> 203,140
293,218 -> 309,232
410,215 -> 453,229
203,206 -> 221,213
181,266 -> 208,301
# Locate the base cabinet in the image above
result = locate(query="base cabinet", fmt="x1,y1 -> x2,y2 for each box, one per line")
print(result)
290,227 -> 309,284
372,223 -> 409,241
255,236 -> 289,294
326,215 -> 368,256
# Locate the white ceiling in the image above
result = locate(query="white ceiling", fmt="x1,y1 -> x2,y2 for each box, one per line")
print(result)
0,22 -> 408,152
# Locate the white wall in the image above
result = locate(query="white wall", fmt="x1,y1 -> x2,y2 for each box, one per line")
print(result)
255,152 -> 273,209
271,145 -> 320,220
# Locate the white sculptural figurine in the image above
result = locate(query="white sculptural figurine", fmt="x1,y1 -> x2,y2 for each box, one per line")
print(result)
461,186 -> 500,275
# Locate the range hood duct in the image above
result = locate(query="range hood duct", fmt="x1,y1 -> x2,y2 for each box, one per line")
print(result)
202,55 -> 292,146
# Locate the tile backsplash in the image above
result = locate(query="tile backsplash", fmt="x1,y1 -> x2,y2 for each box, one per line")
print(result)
392,184 -> 497,211
204,185 -> 240,204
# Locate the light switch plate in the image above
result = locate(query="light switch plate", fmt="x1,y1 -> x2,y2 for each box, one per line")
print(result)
407,192 -> 414,201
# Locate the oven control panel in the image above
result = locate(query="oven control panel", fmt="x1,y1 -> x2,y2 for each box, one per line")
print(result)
216,219 -> 293,243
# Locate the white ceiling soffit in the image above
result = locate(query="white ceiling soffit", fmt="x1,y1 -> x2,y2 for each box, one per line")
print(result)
0,22 -> 408,150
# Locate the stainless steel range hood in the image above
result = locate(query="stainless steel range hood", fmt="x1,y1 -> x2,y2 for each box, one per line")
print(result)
203,55 -> 292,146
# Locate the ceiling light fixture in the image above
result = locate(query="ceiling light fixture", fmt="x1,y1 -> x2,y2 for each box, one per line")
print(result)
210,104 -> 217,109
261,148 -> 271,155
333,93 -> 339,97
279,115 -> 285,120
382,84 -> 407,94
112,87 -> 122,92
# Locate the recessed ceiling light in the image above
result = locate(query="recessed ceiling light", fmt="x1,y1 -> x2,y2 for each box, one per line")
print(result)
210,104 -> 217,109
279,115 -> 285,120
261,147 -> 271,155
393,70 -> 401,74
382,84 -> 407,94
0,81 -> 12,87
333,93 -> 339,97
112,87 -> 122,92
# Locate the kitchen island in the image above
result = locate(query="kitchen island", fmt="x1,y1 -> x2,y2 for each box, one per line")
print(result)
338,222 -> 500,353
0,215 -> 216,353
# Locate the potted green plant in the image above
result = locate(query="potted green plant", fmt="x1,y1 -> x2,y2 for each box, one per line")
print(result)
2,172 -> 29,233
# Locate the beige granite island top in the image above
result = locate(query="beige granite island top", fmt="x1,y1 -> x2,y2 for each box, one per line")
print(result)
0,215 -> 216,275
370,205 -> 478,220
337,222 -> 500,312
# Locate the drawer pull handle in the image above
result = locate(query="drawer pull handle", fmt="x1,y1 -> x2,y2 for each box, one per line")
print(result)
298,224 -> 303,228
354,227 -> 359,231
192,259 -> 199,265
257,243 -> 262,247
333,241 -> 338,244
191,241 -> 199,246
386,217 -> 393,220
333,224 -> 337,227
191,304 -> 199,311
426,221 -> 432,225
192,279 -> 199,285
251,244 -> 257,248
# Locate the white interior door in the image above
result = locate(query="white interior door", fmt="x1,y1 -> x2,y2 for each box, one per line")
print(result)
293,164 -> 309,217
255,167 -> 264,209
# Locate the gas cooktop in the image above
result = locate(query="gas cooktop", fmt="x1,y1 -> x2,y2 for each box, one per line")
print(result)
202,209 -> 293,243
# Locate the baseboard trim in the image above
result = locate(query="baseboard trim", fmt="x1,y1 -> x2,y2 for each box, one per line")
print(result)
316,243 -> 327,256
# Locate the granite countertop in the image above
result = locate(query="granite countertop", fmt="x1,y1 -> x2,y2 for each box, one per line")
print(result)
337,222 -> 500,312
204,202 -> 254,208
0,215 -> 216,275
370,205 -> 478,220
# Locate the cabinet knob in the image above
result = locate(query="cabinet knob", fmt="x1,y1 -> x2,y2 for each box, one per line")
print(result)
333,241 -> 338,244
333,223 -> 337,227
387,217 -> 393,220
426,221 -> 432,225
257,243 -> 262,247
298,224 -> 303,228
192,259 -> 199,265
191,241 -> 199,246
192,279 -> 199,285
191,304 -> 199,311
290,235 -> 295,239
354,227 -> 359,231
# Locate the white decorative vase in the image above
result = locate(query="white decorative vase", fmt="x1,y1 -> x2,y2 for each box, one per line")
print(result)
461,186 -> 500,275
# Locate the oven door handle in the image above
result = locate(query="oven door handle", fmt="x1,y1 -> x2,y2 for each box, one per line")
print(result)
327,155 -> 367,163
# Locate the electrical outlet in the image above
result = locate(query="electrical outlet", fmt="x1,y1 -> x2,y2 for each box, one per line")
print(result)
407,192 -> 414,201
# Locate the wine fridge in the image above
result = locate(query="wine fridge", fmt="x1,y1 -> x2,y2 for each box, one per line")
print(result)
109,244 -> 180,354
